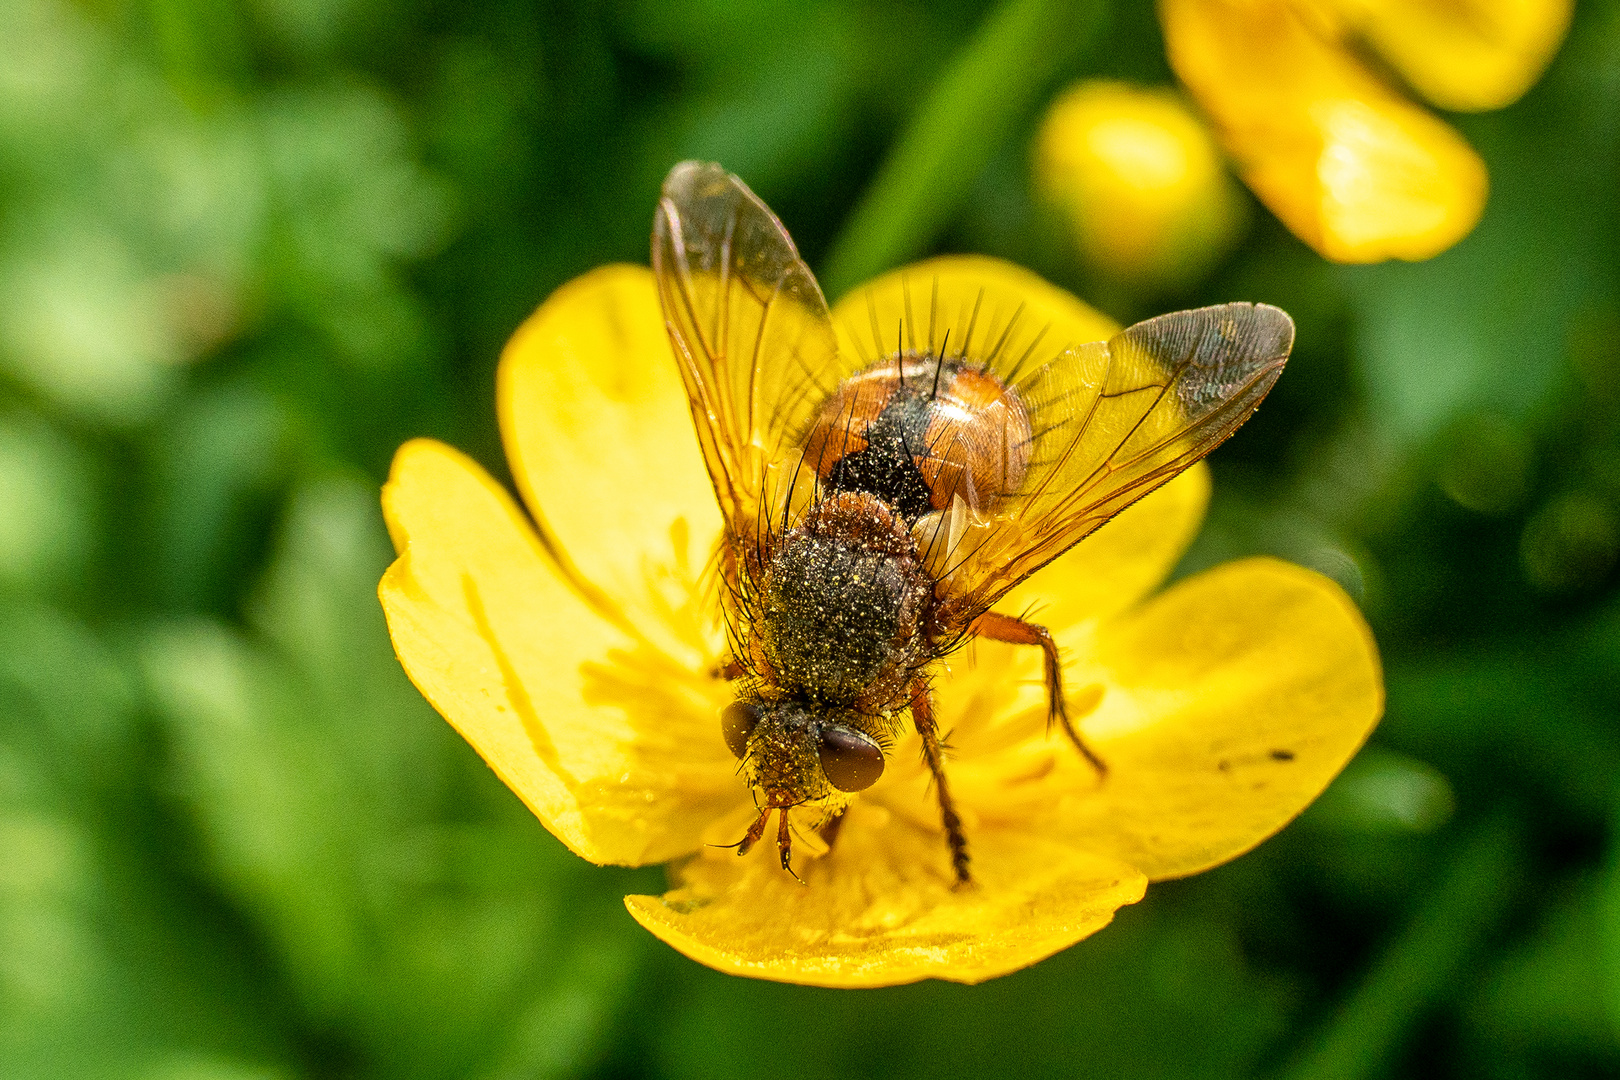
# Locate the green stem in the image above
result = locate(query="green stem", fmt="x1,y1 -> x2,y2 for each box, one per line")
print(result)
1276,815 -> 1523,1080
819,0 -> 1105,298
1603,796 -> 1620,1042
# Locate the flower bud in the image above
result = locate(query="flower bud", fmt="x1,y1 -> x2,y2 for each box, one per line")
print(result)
1033,80 -> 1243,288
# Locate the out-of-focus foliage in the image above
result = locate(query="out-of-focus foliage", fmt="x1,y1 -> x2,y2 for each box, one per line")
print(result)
0,0 -> 1617,1077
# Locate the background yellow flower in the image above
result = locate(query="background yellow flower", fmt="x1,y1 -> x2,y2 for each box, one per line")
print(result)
1159,0 -> 1572,262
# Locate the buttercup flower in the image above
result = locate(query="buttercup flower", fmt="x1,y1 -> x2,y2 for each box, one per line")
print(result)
1034,80 -> 1244,287
1160,0 -> 1572,262
379,245 -> 1383,987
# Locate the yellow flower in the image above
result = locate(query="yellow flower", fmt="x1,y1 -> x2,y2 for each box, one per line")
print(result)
1033,80 -> 1244,286
1160,0 -> 1572,262
378,254 -> 1383,987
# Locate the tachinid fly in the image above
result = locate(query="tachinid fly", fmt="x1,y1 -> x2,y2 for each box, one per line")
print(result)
652,161 -> 1293,883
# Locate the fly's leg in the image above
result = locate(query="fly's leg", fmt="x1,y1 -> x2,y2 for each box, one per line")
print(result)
736,806 -> 801,880
735,805 -> 771,856
910,680 -> 970,885
776,807 -> 801,881
971,610 -> 1107,776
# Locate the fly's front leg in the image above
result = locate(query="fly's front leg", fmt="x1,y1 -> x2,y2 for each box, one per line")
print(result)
776,807 -> 801,881
971,610 -> 1107,777
910,679 -> 970,885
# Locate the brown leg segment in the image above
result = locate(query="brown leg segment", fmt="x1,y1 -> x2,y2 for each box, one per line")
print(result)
910,679 -> 971,885
735,806 -> 803,880
971,610 -> 1107,776
735,805 -> 771,856
776,807 -> 801,880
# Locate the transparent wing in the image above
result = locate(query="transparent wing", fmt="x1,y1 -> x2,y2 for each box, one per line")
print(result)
651,161 -> 853,534
934,302 -> 1293,621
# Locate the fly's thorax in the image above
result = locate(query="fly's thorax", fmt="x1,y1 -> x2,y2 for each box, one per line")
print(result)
756,492 -> 932,712
720,696 -> 894,808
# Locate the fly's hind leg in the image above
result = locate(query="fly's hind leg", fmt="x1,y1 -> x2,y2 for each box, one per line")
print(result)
910,680 -> 971,885
971,610 -> 1107,777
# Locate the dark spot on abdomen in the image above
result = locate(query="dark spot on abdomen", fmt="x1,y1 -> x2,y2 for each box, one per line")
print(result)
822,393 -> 935,520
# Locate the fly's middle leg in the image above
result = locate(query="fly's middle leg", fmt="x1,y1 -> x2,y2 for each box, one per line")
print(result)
970,610 -> 1107,777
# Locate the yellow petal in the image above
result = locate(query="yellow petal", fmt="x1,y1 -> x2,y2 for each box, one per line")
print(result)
829,254 -> 1118,370
624,802 -> 1146,987
1161,0 -> 1487,262
996,462 -> 1211,630
1033,81 -> 1244,285
1311,0 -> 1573,112
379,438 -> 744,866
497,264 -> 723,668
1052,557 -> 1383,879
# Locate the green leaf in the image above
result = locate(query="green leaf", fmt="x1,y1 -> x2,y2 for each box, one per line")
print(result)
820,0 -> 1105,297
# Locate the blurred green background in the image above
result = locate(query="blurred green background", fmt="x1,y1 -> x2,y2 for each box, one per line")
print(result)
2,0 -> 1619,1077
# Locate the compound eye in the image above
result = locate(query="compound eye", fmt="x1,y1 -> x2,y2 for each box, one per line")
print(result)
817,726 -> 885,792
720,702 -> 761,758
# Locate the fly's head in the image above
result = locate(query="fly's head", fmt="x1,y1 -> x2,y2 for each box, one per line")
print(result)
719,694 -> 888,874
